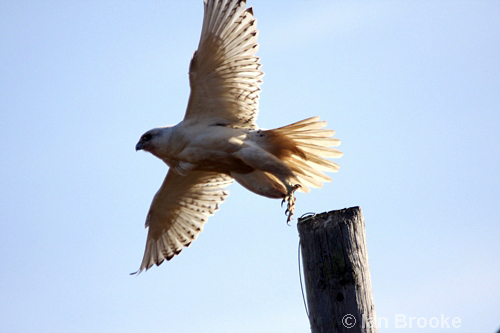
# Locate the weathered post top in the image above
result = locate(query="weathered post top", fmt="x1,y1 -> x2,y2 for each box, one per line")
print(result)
298,206 -> 377,333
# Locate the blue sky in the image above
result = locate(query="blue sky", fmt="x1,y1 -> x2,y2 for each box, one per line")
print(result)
1,1 -> 499,332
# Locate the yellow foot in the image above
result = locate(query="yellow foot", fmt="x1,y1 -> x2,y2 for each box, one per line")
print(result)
281,184 -> 301,225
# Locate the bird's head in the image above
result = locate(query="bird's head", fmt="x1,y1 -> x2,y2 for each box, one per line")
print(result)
136,128 -> 160,152
135,127 -> 173,158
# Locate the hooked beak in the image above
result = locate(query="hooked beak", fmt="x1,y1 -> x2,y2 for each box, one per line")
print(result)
135,142 -> 144,151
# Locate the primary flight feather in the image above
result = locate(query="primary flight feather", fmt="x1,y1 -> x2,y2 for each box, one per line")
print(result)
135,0 -> 342,273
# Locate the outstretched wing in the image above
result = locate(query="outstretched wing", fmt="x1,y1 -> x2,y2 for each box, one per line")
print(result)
136,170 -> 233,273
184,0 -> 263,129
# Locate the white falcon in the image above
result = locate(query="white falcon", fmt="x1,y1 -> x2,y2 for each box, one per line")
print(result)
134,0 -> 342,273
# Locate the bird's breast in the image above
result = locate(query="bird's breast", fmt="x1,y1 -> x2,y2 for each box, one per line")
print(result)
172,124 -> 254,174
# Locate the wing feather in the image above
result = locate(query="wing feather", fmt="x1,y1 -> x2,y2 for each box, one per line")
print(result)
184,0 -> 263,128
135,170 -> 233,273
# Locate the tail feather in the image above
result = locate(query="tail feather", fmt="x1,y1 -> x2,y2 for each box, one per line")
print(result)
266,116 -> 342,191
273,116 -> 324,131
297,142 -> 343,158
288,129 -> 337,138
300,154 -> 340,172
288,165 -> 323,191
288,156 -> 332,182
295,174 -> 321,191
291,136 -> 341,146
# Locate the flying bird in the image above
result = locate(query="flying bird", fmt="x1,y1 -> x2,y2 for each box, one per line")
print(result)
134,0 -> 342,273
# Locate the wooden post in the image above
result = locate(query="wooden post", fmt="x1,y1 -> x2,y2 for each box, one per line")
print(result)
297,207 -> 377,333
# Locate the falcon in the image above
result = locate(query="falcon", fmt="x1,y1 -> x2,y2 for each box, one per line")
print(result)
134,0 -> 342,273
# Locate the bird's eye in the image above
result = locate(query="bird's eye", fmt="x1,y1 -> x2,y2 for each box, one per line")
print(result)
142,133 -> 152,141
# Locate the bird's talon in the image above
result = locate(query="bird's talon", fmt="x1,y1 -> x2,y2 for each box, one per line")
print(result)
281,183 -> 300,224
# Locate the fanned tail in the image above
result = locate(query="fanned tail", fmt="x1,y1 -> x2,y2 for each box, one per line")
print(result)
267,116 -> 342,193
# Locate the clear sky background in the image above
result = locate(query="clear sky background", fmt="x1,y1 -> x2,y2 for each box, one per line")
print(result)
1,1 -> 499,332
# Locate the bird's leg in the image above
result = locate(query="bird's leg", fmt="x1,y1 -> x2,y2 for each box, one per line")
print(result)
281,184 -> 301,225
